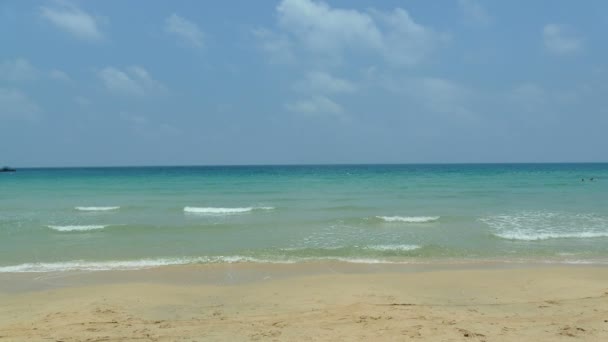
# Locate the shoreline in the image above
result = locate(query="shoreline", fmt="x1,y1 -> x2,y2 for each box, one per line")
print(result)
4,260 -> 607,296
2,254 -> 608,275
1,264 -> 608,340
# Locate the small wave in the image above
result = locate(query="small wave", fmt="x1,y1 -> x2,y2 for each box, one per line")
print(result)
329,258 -> 398,264
75,206 -> 120,211
280,245 -> 421,253
376,216 -> 440,223
482,211 -> 608,241
279,246 -> 345,252
47,225 -> 108,232
184,206 -> 274,215
365,244 -> 421,251
0,256 -> 291,273
494,232 -> 608,241
322,205 -> 371,211
0,255 -> 420,273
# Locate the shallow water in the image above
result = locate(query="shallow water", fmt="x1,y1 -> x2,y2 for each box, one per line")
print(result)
1,164 -> 607,272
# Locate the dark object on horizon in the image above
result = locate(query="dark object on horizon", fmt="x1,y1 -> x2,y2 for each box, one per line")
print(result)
590,178 -> 594,181
0,166 -> 16,172
581,178 -> 584,182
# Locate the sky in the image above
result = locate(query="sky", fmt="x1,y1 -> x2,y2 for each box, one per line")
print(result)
1,0 -> 607,167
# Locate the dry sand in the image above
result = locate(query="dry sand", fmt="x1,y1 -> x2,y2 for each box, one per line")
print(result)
1,264 -> 608,341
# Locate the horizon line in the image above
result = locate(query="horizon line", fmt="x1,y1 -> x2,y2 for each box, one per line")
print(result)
9,161 -> 608,169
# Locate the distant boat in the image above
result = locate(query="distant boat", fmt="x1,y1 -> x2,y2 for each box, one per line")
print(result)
0,166 -> 16,172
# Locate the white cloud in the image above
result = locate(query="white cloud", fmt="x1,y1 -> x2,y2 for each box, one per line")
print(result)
0,58 -> 38,81
0,88 -> 40,121
285,95 -> 344,118
373,8 -> 442,66
40,4 -> 103,41
257,1 -> 444,121
293,71 -> 357,94
165,13 -> 204,48
543,24 -> 582,55
49,69 -> 71,82
289,71 -> 355,119
98,66 -> 166,97
414,77 -> 473,116
98,68 -> 142,95
259,0 -> 441,66
0,59 -> 74,83
276,0 -> 382,62
252,28 -> 295,64
458,0 -> 492,26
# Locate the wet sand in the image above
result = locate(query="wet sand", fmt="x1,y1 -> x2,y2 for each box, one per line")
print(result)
1,263 -> 608,341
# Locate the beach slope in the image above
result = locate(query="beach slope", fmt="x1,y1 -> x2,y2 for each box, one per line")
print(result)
1,266 -> 608,341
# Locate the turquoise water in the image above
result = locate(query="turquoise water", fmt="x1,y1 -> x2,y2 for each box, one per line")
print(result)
1,164 -> 607,272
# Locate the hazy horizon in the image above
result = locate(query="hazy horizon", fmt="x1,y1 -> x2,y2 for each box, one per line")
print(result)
2,0 -> 607,167
6,161 -> 608,169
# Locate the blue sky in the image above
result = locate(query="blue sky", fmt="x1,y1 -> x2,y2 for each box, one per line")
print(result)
1,0 -> 607,166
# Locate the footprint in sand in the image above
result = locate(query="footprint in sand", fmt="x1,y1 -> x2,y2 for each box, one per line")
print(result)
271,321 -> 288,328
458,328 -> 486,339
559,326 -> 587,337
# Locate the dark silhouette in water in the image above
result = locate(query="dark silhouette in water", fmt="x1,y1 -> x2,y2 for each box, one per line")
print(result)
0,166 -> 16,172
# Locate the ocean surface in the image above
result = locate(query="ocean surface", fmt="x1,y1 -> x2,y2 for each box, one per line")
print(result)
1,164 -> 607,272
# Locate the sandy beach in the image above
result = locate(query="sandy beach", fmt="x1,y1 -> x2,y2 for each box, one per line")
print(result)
1,264 -> 608,341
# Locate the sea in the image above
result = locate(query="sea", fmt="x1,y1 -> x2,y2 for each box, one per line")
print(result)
1,164 -> 607,272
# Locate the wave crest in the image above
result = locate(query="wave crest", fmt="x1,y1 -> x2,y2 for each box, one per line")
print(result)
365,244 -> 421,251
47,225 -> 108,232
0,256 -> 415,272
376,216 -> 440,223
0,256 -> 291,273
482,211 -> 608,241
75,206 -> 120,211
184,206 -> 274,215
495,232 -> 608,241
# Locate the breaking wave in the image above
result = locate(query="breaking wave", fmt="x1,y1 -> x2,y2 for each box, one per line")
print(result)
494,231 -> 608,241
482,211 -> 608,241
364,244 -> 421,251
376,216 -> 440,223
47,225 -> 108,232
0,255 -> 411,272
75,206 -> 120,212
183,206 -> 275,215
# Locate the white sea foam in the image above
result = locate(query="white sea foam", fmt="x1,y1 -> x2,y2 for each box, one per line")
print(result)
557,259 -> 608,265
365,244 -> 421,251
482,211 -> 608,241
75,206 -> 120,211
184,206 -> 275,215
0,256 -> 292,273
0,255 -> 422,273
495,231 -> 608,241
377,216 -> 440,223
328,256 -> 428,264
280,245 -> 420,252
279,246 -> 345,252
47,225 -> 108,232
